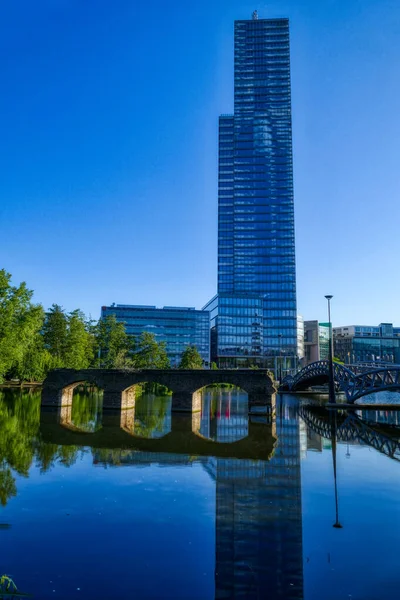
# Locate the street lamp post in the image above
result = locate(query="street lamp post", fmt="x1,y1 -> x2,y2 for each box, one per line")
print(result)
278,333 -> 283,383
325,295 -> 336,404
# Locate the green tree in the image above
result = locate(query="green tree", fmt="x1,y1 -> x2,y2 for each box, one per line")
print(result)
0,269 -> 45,382
133,332 -> 170,369
211,361 -> 218,370
179,345 -> 203,369
14,332 -> 53,382
42,304 -> 68,366
94,314 -> 131,368
64,310 -> 95,369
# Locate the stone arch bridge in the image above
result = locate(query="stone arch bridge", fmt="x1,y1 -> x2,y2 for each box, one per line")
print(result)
280,361 -> 400,403
41,368 -> 276,413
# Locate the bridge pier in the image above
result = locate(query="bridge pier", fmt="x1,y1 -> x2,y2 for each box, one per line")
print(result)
60,403 -> 73,426
41,384 -> 75,408
248,392 -> 275,415
102,389 -> 134,410
171,391 -> 202,413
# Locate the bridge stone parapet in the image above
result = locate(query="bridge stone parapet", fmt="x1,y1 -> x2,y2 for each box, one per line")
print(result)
41,368 -> 277,414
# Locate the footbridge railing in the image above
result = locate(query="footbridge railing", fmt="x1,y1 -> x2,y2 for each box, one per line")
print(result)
280,361 -> 400,403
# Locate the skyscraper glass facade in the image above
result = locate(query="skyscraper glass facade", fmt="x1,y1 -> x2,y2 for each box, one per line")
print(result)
215,15 -> 297,368
101,305 -> 210,367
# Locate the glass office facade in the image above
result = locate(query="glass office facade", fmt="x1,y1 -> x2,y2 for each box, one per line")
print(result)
214,15 -> 297,368
334,323 -> 400,364
101,305 -> 210,367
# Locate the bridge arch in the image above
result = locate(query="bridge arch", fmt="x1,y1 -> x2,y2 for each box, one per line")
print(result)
57,381 -> 103,432
119,383 -> 173,439
281,361 -> 400,404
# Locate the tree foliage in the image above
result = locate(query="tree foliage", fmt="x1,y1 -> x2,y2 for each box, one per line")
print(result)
132,332 -> 170,369
0,269 -> 45,382
179,345 -> 203,369
43,306 -> 94,370
94,314 -> 131,368
0,270 -> 175,381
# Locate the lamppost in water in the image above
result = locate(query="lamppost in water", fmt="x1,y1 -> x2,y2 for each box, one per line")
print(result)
278,333 -> 283,383
331,411 -> 343,529
325,295 -> 336,404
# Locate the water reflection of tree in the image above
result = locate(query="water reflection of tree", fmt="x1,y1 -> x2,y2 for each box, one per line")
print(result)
70,389 -> 103,432
133,394 -> 171,438
0,389 -> 80,506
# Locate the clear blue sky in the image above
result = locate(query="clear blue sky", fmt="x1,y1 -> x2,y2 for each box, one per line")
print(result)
1,0 -> 400,325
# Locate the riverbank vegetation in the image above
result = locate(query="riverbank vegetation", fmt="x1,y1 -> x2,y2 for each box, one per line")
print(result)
0,269 -> 204,383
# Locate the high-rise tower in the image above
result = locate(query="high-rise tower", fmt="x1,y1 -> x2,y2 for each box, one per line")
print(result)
205,13 -> 297,370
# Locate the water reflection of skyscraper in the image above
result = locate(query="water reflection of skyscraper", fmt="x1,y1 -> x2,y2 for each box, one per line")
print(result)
204,396 -> 303,599
93,392 -> 304,599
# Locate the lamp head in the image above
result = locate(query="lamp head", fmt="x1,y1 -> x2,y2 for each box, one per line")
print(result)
325,295 -> 333,301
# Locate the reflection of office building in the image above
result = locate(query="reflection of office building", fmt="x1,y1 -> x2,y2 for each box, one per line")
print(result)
306,429 -> 323,453
299,418 -> 307,459
199,390 -> 249,442
211,402 -> 303,599
204,12 -> 297,370
334,323 -> 400,364
101,304 -> 210,366
304,320 -> 330,364
93,450 -> 195,468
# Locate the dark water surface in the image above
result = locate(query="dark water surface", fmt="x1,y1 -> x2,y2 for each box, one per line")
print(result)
1,388 -> 400,599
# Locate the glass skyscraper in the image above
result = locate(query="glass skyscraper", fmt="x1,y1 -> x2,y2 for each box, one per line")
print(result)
205,12 -> 297,369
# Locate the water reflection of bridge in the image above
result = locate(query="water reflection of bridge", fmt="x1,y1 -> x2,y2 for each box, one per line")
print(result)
40,408 -> 276,461
299,406 -> 400,461
40,392 -> 304,600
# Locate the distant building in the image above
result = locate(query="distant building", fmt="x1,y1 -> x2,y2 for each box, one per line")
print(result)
297,316 -> 305,365
101,304 -> 210,367
204,294 -> 218,364
333,323 -> 400,364
304,321 -> 330,365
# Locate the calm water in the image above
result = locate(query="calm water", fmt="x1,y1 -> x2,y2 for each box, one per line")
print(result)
1,388 -> 400,599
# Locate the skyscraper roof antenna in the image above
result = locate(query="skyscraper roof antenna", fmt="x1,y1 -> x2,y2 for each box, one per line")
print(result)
252,10 -> 259,20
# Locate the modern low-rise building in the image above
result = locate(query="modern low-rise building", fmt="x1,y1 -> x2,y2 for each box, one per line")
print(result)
333,323 -> 400,364
304,321 -> 330,365
101,304 -> 210,367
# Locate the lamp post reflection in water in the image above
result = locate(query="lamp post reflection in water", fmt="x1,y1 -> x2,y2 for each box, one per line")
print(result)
330,411 -> 343,529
